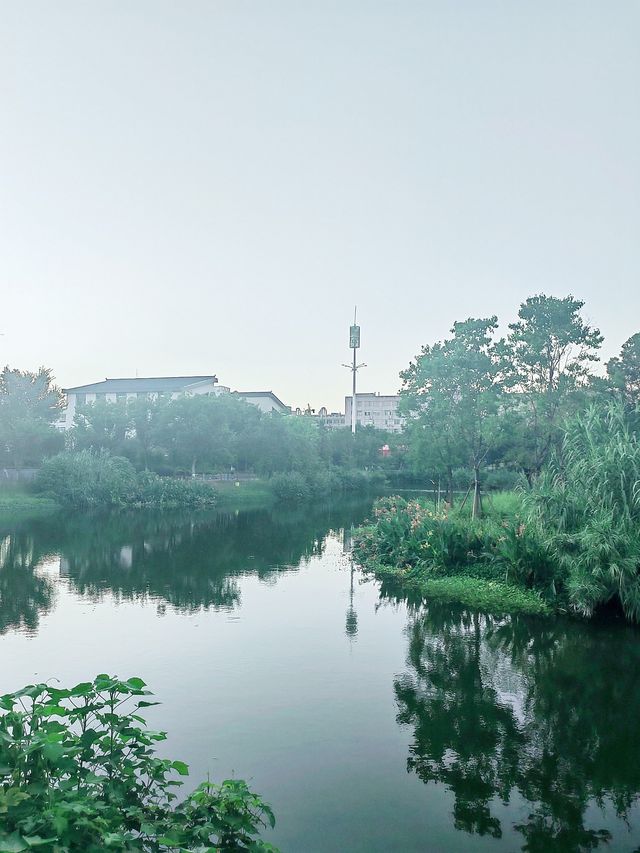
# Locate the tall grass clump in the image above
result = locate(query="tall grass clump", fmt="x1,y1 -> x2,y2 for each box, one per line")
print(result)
527,401 -> 640,620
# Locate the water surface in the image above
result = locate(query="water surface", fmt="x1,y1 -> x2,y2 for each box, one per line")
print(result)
1,499 -> 640,851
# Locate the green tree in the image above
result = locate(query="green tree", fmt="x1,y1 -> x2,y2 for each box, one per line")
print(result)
506,295 -> 603,478
401,318 -> 508,516
0,367 -> 64,467
606,332 -> 640,405
399,347 -> 466,504
152,395 -> 236,477
71,398 -> 133,456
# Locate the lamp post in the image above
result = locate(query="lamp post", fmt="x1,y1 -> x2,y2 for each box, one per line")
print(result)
342,307 -> 366,434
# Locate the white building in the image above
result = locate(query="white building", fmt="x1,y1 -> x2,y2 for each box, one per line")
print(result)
58,375 -> 228,430
233,391 -> 290,415
344,392 -> 404,433
319,411 -> 346,429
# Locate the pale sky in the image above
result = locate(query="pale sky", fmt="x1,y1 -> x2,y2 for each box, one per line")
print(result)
1,1 -> 638,412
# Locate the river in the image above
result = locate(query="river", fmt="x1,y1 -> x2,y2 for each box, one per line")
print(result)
1,497 -> 640,851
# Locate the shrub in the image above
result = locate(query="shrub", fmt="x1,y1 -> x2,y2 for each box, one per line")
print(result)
483,468 -> 527,492
269,471 -> 312,502
353,494 -> 557,612
37,451 -> 216,509
38,449 -> 138,506
0,675 -> 278,852
270,467 -> 388,502
132,471 -> 217,508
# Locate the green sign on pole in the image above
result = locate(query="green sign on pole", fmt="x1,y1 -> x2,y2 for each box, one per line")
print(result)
349,325 -> 360,349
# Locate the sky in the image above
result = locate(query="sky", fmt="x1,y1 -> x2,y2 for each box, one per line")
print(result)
1,1 -> 638,412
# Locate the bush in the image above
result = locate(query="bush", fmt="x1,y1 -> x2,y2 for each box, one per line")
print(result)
0,675 -> 278,852
353,494 -> 556,613
483,468 -> 527,492
38,449 -> 138,506
269,471 -> 312,502
132,471 -> 217,508
38,451 -> 217,509
270,467 -> 388,502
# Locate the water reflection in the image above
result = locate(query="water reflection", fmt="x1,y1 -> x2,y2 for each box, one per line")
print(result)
0,531 -> 56,635
5,500 -> 640,850
0,500 -> 373,633
393,600 -> 640,851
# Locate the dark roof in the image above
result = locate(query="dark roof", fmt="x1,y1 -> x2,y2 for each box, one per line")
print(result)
234,391 -> 289,410
64,376 -> 218,394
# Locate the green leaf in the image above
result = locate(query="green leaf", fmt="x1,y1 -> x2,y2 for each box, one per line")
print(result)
42,743 -> 66,763
171,760 -> 189,776
0,834 -> 30,853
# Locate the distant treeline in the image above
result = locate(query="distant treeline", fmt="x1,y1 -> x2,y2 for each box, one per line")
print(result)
2,293 -> 639,505
0,366 -> 401,504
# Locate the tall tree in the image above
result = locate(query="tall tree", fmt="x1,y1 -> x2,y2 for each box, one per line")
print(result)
71,398 -> 132,456
606,332 -> 640,405
151,395 -> 236,477
400,344 -> 466,505
506,294 -> 602,478
401,317 -> 509,517
0,367 -> 64,467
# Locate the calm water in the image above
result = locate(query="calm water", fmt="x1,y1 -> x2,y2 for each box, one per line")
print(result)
2,498 -> 640,852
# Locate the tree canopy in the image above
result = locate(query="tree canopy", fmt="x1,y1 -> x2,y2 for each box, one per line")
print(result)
0,367 -> 64,467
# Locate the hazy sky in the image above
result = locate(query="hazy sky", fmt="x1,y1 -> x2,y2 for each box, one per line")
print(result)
2,2 -> 638,411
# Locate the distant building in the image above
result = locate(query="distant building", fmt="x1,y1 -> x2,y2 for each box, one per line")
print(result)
344,392 -> 404,433
233,391 -> 290,415
59,375 -> 227,429
291,405 -> 346,429
319,412 -> 346,429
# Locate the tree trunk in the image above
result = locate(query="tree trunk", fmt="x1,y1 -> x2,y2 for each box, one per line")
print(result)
472,467 -> 483,519
447,466 -> 454,507
191,457 -> 197,479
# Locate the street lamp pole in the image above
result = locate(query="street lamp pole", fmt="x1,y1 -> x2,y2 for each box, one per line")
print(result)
342,307 -> 366,435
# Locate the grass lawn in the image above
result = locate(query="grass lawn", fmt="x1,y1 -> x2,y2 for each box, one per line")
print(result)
211,479 -> 274,508
0,488 -> 60,526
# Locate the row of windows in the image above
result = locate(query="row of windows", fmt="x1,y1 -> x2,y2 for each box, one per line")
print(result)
74,391 -> 174,406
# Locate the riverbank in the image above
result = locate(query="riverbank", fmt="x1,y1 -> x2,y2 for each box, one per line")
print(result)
352,493 -> 553,617
369,560 -> 550,615
211,479 -> 274,508
0,489 -> 61,526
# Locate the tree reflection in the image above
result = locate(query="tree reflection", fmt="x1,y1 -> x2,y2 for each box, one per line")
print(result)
0,531 -> 55,635
0,498 -> 373,632
394,602 -> 640,850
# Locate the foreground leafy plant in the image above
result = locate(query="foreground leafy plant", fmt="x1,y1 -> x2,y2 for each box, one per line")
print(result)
0,675 -> 278,852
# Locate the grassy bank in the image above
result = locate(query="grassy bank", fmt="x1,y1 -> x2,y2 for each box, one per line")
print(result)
370,559 -> 550,616
212,479 -> 274,508
0,488 -> 60,525
353,492 -> 554,617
